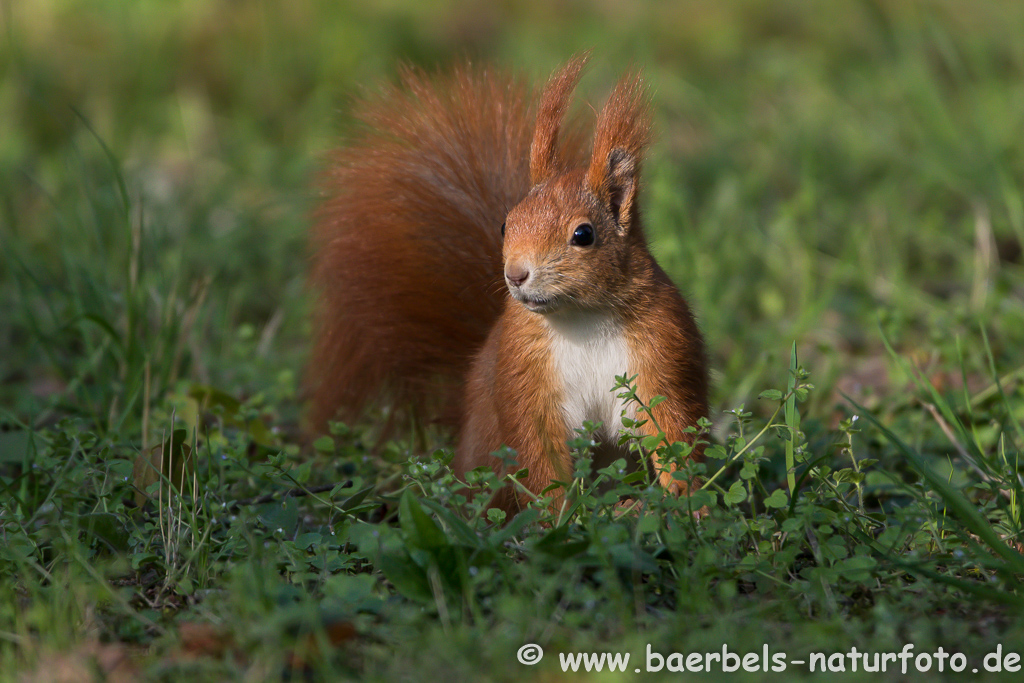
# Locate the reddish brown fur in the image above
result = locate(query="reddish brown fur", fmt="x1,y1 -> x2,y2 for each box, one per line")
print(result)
529,54 -> 589,185
587,71 -> 652,198
310,57 -> 708,515
309,64 -> 537,430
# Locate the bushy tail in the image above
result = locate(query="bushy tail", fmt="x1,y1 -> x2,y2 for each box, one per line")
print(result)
308,64 -> 537,431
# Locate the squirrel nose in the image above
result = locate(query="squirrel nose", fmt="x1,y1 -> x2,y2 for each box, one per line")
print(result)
505,265 -> 530,287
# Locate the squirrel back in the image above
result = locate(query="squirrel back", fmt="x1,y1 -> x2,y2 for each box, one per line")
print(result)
309,63 -> 581,430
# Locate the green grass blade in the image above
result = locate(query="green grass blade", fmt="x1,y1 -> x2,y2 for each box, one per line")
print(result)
785,342 -> 798,495
846,393 -> 1024,577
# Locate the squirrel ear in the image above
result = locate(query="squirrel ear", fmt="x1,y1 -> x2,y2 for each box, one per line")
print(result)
600,148 -> 638,234
530,54 -> 589,185
587,71 -> 651,234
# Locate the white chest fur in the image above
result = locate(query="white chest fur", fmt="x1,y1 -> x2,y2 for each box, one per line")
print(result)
545,312 -> 634,441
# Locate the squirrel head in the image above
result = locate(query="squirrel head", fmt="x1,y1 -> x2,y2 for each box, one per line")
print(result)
503,56 -> 653,316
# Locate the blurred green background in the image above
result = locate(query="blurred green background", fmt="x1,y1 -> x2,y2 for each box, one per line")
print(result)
3,0 -> 1024,426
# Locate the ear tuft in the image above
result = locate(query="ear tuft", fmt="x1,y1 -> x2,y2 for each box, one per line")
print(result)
587,71 -> 651,232
530,53 -> 590,185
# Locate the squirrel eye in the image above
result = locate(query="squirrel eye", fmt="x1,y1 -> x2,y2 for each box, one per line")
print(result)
501,221 -> 506,237
570,223 -> 594,247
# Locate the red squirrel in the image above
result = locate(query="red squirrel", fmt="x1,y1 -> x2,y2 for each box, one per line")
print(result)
309,56 -> 708,514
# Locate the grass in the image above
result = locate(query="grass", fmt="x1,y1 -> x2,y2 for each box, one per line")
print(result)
2,0 -> 1024,680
